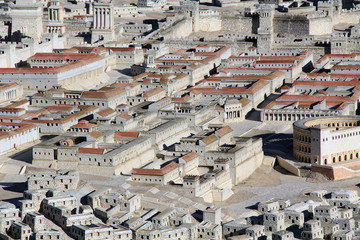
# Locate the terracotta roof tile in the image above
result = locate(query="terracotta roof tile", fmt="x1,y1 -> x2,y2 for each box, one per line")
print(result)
114,131 -> 140,138
215,126 -> 233,137
70,120 -> 96,129
47,105 -> 74,112
201,134 -> 218,146
96,108 -> 115,117
88,131 -> 103,139
81,87 -> 125,99
180,152 -> 200,163
143,87 -> 165,98
131,162 -> 178,176
78,148 -> 105,155
117,113 -> 133,120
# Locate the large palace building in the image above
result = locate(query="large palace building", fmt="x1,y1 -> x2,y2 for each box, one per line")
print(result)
293,116 -> 360,165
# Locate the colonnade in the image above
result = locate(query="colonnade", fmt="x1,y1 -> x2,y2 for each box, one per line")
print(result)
49,9 -> 60,21
263,111 -> 338,122
225,110 -> 241,119
47,26 -> 63,34
94,7 -> 112,29
5,90 -> 16,100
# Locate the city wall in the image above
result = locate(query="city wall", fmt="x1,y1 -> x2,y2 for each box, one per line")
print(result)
233,149 -> 263,184
198,16 -> 222,32
221,16 -> 254,35
339,10 -> 360,25
163,18 -> 193,39
274,16 -> 310,35
309,17 -> 333,35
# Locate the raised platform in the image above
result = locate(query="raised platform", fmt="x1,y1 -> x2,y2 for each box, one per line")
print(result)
311,160 -> 360,180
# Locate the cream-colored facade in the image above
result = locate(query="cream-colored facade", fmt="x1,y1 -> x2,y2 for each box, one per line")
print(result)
10,0 -> 43,41
294,116 -> 360,165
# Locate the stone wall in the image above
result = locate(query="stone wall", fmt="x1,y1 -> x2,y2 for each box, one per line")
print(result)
311,163 -> 360,180
274,15 -> 309,35
164,39 -> 252,56
309,17 -> 333,36
198,16 -> 222,32
163,18 -> 193,39
339,10 -> 360,25
234,149 -> 263,184
64,19 -> 91,35
276,156 -> 301,176
221,16 -> 254,35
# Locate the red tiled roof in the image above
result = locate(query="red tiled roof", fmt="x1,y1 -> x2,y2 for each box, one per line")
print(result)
293,80 -> 360,87
131,162 -> 178,176
171,95 -> 192,102
106,47 -> 135,52
96,108 -> 115,117
0,122 -> 38,140
0,108 -> 25,113
117,113 -> 133,120
215,105 -> 224,111
276,94 -> 356,104
47,105 -> 74,112
70,120 -> 96,129
6,99 -> 29,108
114,131 -> 140,138
0,82 -> 18,90
216,126 -> 233,137
28,53 -> 91,60
143,87 -> 165,98
110,82 -> 140,88
81,87 -> 125,99
88,131 -> 103,139
180,152 -> 200,163
201,134 -> 218,146
0,53 -> 104,74
78,148 -> 105,155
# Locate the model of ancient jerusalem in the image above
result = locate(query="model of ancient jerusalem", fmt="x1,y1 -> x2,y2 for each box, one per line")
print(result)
1,0 -> 360,239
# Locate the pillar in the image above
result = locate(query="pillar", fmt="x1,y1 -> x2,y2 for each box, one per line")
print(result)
106,9 -> 110,29
102,8 -> 105,29
96,8 -> 100,29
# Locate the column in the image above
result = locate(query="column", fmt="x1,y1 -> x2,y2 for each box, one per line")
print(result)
107,9 -> 111,29
102,8 -> 106,29
105,9 -> 108,29
102,8 -> 105,29
96,8 -> 100,29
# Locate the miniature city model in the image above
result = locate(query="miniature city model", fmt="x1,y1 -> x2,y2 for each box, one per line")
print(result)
1,0 -> 360,239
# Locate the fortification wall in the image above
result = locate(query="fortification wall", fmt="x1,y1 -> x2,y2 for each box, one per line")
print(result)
339,10 -> 360,25
234,150 -> 263,184
221,16 -> 254,35
165,39 -> 252,55
163,18 -> 193,39
64,19 -> 91,35
309,17 -> 333,35
274,16 -> 310,35
198,16 -> 222,32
